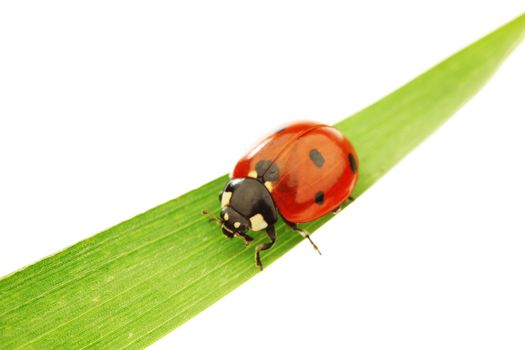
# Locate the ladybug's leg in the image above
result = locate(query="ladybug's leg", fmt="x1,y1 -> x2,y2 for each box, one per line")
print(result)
234,232 -> 254,246
332,206 -> 342,215
332,196 -> 356,215
255,225 -> 276,271
284,221 -> 322,256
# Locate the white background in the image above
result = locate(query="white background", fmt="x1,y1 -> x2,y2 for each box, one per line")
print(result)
1,1 -> 524,349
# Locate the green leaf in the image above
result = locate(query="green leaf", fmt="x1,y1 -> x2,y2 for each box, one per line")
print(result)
1,14 -> 524,349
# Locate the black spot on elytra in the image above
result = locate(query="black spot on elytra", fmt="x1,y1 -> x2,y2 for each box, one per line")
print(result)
255,160 -> 280,182
348,153 -> 357,173
309,149 -> 325,168
314,191 -> 324,205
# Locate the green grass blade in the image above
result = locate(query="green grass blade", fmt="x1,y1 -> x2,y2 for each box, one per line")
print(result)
1,14 -> 524,349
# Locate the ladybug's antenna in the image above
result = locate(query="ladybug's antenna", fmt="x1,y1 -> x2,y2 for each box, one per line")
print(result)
202,210 -> 223,225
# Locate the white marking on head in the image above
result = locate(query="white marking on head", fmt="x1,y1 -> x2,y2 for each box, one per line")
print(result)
248,170 -> 257,178
234,222 -> 241,228
249,213 -> 268,231
264,181 -> 273,192
223,213 -> 229,221
221,191 -> 232,208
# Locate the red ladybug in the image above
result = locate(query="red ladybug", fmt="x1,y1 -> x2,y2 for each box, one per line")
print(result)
204,121 -> 358,270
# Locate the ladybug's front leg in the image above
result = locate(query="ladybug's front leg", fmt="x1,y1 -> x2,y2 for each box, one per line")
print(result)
255,225 -> 276,271
234,232 -> 254,246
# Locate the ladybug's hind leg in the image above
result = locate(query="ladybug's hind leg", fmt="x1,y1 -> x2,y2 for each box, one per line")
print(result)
255,225 -> 276,271
332,196 -> 355,215
284,220 -> 322,256
332,206 -> 342,215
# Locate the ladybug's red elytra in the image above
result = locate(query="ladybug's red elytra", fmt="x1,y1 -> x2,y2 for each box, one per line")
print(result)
204,121 -> 358,270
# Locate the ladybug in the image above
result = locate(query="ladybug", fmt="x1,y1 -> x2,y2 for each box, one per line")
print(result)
204,121 -> 358,270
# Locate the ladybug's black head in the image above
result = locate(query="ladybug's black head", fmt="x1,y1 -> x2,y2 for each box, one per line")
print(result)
220,207 -> 250,236
218,178 -> 278,234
